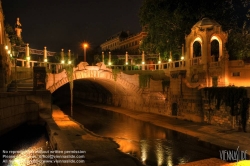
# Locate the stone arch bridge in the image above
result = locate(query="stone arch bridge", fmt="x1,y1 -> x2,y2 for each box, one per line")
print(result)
46,62 -> 166,110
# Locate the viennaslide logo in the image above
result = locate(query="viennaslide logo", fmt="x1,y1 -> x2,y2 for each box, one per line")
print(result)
219,146 -> 248,162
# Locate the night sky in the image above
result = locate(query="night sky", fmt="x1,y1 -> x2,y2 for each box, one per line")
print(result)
2,0 -> 143,54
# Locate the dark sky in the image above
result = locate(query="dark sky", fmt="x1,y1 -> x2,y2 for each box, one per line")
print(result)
1,0 -> 143,54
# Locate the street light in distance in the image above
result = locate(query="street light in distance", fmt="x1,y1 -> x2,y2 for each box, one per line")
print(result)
83,43 -> 88,62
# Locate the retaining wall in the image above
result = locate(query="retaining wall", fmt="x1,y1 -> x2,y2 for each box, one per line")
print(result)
0,91 -> 51,135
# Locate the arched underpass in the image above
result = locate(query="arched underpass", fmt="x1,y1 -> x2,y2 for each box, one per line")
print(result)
52,77 -> 144,110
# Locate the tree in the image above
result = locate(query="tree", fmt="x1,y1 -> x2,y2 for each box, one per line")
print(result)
139,0 -> 250,60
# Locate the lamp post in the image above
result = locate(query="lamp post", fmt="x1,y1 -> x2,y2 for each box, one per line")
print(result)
68,62 -> 73,118
62,55 -> 74,118
83,43 -> 88,62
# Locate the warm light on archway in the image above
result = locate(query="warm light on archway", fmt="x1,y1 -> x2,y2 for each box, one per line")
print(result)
193,37 -> 202,43
210,35 -> 223,60
211,35 -> 219,41
191,37 -> 202,58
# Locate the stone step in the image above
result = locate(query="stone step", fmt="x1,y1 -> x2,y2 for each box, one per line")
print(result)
8,87 -> 33,92
7,78 -> 34,92
17,78 -> 33,83
8,82 -> 33,87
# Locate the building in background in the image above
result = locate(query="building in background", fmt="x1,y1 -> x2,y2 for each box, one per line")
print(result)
100,27 -> 147,55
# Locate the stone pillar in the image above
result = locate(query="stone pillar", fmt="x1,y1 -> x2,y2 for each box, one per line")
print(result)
158,53 -> 161,69
68,50 -> 71,64
26,43 -> 30,68
169,51 -> 173,68
202,36 -> 210,87
186,43 -> 191,77
44,47 -> 47,62
125,51 -> 128,65
102,52 -> 104,63
142,51 -> 145,70
108,52 -> 111,65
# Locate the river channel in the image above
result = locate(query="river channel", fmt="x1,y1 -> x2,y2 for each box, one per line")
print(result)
60,104 -> 224,166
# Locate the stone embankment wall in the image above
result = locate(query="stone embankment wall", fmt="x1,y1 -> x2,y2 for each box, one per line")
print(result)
0,91 -> 51,135
168,74 -> 250,131
201,88 -> 250,132
52,69 -> 250,132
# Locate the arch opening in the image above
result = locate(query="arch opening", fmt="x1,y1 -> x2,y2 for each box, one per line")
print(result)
211,37 -> 220,62
193,41 -> 202,58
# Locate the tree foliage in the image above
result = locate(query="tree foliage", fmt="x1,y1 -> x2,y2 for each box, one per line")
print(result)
139,0 -> 250,60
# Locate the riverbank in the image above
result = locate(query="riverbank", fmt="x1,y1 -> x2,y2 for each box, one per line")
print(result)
40,102 -> 250,166
79,101 -> 250,155
40,105 -> 143,166
77,101 -> 250,166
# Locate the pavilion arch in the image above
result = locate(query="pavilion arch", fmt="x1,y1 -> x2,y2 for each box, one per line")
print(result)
190,36 -> 203,59
184,18 -> 229,86
210,35 -> 223,61
185,18 -> 228,64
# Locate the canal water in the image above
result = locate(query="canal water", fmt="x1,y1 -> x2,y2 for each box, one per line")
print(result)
0,123 -> 56,166
61,104 -> 224,166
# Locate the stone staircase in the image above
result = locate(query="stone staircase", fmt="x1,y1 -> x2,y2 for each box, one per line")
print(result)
7,78 -> 34,92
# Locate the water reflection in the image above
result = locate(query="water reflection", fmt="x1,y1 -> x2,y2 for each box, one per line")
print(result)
62,105 -> 221,166
0,124 -> 56,166
9,135 -> 50,166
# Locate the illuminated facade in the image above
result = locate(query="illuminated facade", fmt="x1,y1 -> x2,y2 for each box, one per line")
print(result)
184,18 -> 250,87
100,28 -> 147,55
0,0 -> 13,92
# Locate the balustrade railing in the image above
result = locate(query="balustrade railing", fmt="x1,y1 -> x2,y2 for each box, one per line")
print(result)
14,58 -> 188,74
107,60 -> 186,71
190,57 -> 202,66
15,59 -> 64,74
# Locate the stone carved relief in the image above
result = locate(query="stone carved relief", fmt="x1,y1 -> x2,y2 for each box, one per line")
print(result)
190,68 -> 206,83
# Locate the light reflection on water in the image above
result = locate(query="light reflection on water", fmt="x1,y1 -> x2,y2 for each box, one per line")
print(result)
62,105 -> 221,166
9,136 -> 48,166
0,124 -> 56,166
